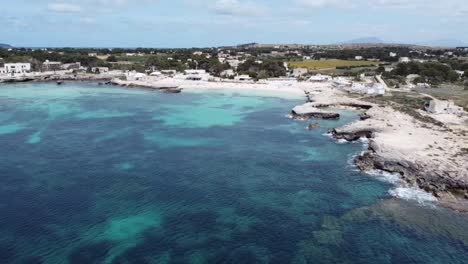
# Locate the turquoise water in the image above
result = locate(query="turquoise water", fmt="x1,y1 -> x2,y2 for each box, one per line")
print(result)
0,82 -> 467,264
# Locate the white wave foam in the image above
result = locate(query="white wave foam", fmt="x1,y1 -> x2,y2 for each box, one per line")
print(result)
336,139 -> 348,144
365,170 -> 401,184
389,187 -> 437,205
359,137 -> 369,144
366,170 -> 437,206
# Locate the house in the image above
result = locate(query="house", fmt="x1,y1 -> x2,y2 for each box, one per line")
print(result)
355,56 -> 363,60
42,60 -> 62,71
234,75 -> 253,81
455,70 -> 464,77
184,69 -> 212,81
292,68 -> 308,78
193,51 -> 203,56
425,99 -> 464,115
332,77 -> 351,88
389,52 -> 397,57
226,59 -> 244,68
88,53 -> 97,57
370,83 -> 385,95
351,82 -> 385,95
91,67 -> 109,73
220,69 -> 235,78
308,74 -> 331,82
61,62 -> 81,70
399,57 -> 411,63
127,71 -> 147,81
4,63 -> 31,74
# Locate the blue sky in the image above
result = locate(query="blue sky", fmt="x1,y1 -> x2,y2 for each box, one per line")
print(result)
1,0 -> 467,47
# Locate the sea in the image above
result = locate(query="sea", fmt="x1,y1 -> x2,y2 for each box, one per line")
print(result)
0,82 -> 467,264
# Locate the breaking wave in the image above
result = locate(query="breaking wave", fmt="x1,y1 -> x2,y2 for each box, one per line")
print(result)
365,170 -> 437,206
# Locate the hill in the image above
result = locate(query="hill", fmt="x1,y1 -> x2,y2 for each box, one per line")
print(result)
0,43 -> 12,48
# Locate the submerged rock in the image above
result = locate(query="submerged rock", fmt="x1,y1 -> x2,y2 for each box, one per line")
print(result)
308,123 -> 321,130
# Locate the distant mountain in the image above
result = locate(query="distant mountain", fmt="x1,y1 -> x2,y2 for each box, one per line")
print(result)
0,43 -> 12,48
419,39 -> 467,48
339,37 -> 385,44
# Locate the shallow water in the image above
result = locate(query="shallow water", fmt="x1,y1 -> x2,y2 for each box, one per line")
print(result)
0,82 -> 467,264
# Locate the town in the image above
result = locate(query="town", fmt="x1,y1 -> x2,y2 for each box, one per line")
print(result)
2,43 -> 467,114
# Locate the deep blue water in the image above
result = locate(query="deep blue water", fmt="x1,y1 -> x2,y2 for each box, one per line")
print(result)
0,82 -> 467,264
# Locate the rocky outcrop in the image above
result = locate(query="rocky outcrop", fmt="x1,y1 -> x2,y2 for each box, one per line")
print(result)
354,149 -> 468,212
291,103 -> 340,120
331,128 -> 374,141
292,111 -> 340,120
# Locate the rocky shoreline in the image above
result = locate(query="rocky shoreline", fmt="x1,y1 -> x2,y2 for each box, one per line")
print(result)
297,86 -> 468,212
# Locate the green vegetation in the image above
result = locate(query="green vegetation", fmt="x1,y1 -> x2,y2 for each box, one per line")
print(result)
386,61 -> 460,84
289,60 -> 378,70
238,59 -> 286,79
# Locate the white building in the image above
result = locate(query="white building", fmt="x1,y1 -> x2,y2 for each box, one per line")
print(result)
234,75 -> 253,81
3,63 -> 31,74
193,51 -> 203,56
61,62 -> 81,70
183,69 -> 212,81
226,59 -> 244,68
91,67 -> 109,73
292,68 -> 308,78
308,74 -> 331,82
425,100 -> 463,115
220,69 -> 235,78
88,53 -> 97,57
350,82 -> 385,95
455,70 -> 464,77
42,60 -> 62,71
389,52 -> 397,57
355,56 -> 363,60
399,57 -> 411,63
126,71 -> 147,81
332,77 -> 352,88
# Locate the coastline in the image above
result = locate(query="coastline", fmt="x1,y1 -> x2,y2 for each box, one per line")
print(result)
296,84 -> 468,212
2,76 -> 467,211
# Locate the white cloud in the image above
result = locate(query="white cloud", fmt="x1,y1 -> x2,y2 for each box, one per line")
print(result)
47,2 -> 82,13
209,0 -> 268,17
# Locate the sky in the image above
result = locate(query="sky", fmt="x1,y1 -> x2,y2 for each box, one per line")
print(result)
1,0 -> 468,48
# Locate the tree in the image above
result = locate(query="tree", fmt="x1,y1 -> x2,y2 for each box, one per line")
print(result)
376,66 -> 385,74
107,55 -> 117,62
